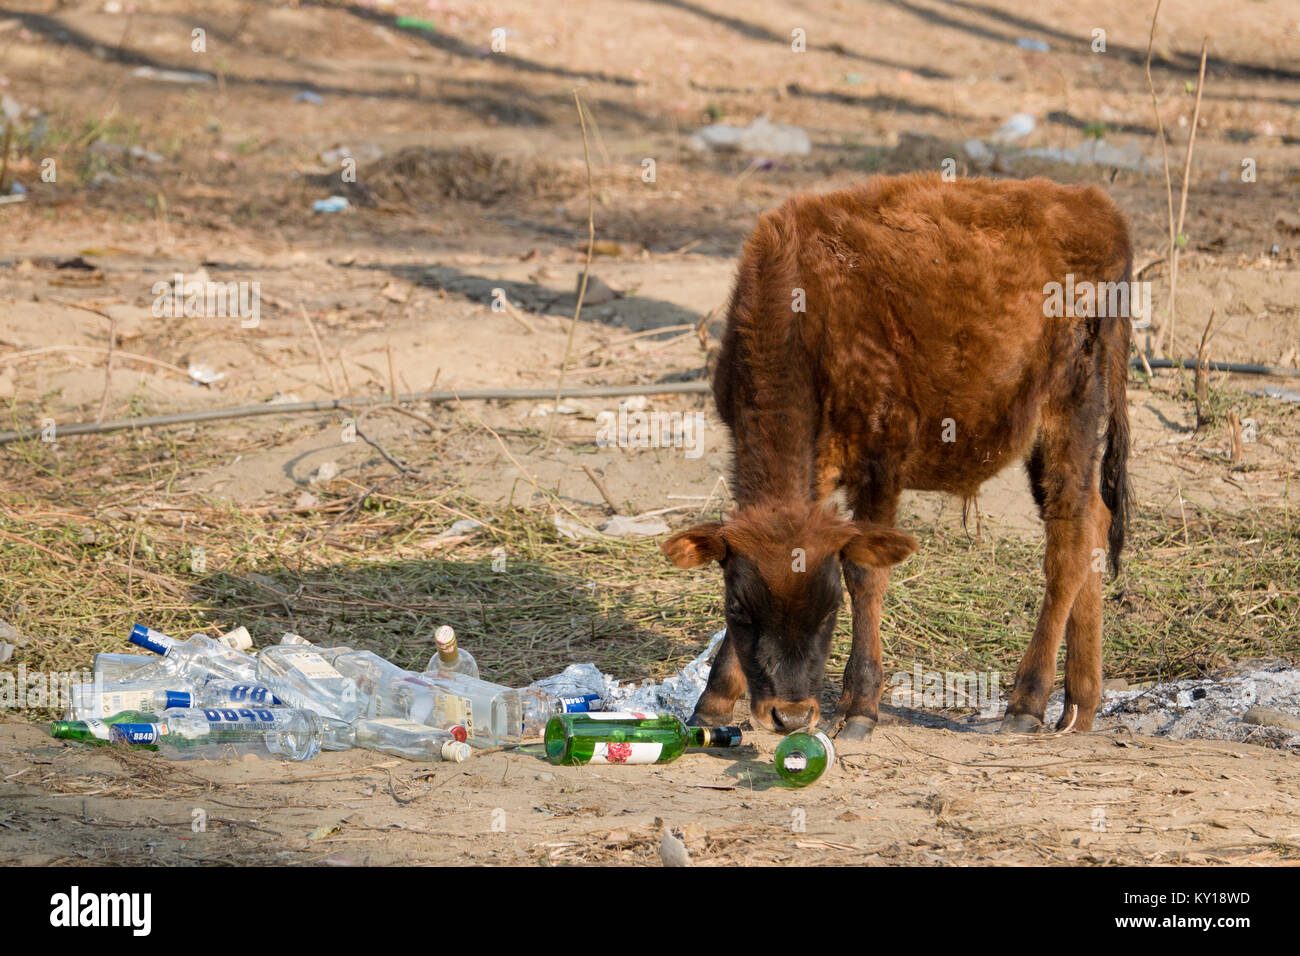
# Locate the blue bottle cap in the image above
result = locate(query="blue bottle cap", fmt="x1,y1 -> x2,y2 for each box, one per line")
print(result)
558,693 -> 602,713
163,691 -> 193,709
128,624 -> 174,655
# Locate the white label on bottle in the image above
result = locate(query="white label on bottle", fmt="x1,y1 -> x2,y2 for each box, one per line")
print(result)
433,695 -> 474,738
365,717 -> 428,734
590,741 -> 663,765
83,718 -> 110,741
291,656 -> 344,680
815,732 -> 835,765
578,712 -> 658,721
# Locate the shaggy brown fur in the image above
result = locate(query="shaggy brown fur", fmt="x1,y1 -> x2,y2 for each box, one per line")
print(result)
664,173 -> 1132,737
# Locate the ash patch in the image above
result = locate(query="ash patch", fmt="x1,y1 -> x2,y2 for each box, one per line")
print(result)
1059,662 -> 1300,748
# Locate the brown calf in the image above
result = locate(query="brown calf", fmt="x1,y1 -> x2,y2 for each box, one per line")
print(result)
663,173 -> 1132,740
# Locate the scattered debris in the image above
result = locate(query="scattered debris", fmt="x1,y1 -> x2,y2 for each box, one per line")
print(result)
659,825 -> 692,867
991,113 -> 1036,144
131,66 -> 214,85
599,514 -> 670,537
579,274 -> 619,306
186,361 -> 224,386
313,196 -> 350,213
1015,38 -> 1050,52
690,115 -> 811,156
310,461 -> 340,485
293,91 -> 324,105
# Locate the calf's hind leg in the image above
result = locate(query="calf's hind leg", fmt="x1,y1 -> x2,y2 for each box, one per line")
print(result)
1002,425 -> 1104,733
1057,489 -> 1109,732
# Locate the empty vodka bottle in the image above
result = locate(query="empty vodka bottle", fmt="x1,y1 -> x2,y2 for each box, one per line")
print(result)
352,717 -> 472,762
426,625 -> 479,679
67,678 -> 198,720
255,644 -> 365,723
93,652 -> 156,683
418,671 -> 602,746
175,679 -> 282,708
109,707 -> 325,761
51,710 -> 160,747
774,731 -> 835,787
544,712 -> 742,765
128,624 -> 258,683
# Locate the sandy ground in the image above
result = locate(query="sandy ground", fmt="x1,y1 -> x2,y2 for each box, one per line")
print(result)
1,0 -> 1299,865
6,710 -> 1300,866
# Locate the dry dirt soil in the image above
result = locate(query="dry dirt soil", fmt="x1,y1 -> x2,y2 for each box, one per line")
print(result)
1,0 -> 1299,866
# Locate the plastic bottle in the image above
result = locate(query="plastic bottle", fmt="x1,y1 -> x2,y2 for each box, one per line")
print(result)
67,679 -> 197,720
352,717 -> 472,762
128,624 -> 258,683
426,625 -> 479,679
774,730 -> 835,787
544,712 -> 742,765
255,644 -> 365,723
109,707 -> 325,761
51,710 -> 160,747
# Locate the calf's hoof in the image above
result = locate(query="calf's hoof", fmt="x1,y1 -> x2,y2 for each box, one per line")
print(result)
999,712 -> 1044,734
834,715 -> 876,741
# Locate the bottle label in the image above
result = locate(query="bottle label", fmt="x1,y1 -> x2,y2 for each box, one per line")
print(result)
219,684 -> 277,705
75,685 -> 156,718
129,624 -> 176,655
815,732 -> 835,765
204,708 -> 276,724
575,711 -> 656,721
111,723 -> 164,744
432,694 -> 474,739
365,717 -> 429,734
83,718 -> 111,741
290,655 -> 345,680
590,741 -> 663,764
557,694 -> 602,713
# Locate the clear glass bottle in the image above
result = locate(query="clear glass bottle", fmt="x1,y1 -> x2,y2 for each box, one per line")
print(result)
181,679 -> 282,708
544,712 -> 742,765
128,624 -> 258,683
426,625 -> 479,679
417,671 -> 610,746
352,717 -> 472,762
93,652 -> 156,683
67,679 -> 197,720
255,645 -> 365,723
109,707 -> 325,761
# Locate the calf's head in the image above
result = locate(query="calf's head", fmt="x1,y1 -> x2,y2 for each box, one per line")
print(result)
662,504 -> 917,732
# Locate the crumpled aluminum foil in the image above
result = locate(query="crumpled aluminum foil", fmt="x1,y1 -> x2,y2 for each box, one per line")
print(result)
530,629 -> 725,720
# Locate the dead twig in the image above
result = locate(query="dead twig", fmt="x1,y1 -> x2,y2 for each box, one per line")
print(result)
582,464 -> 621,515
548,89 -> 596,444
300,303 -> 340,396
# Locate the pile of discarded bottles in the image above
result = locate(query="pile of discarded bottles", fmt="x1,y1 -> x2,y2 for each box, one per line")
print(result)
50,624 -> 601,763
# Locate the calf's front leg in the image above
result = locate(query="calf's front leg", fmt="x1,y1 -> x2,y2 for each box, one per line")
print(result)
687,631 -> 747,726
835,562 -> 891,740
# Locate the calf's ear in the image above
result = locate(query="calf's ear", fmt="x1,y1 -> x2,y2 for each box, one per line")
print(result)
842,523 -> 918,569
661,523 -> 727,568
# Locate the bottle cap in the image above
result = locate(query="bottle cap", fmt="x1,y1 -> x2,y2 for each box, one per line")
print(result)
448,725 -> 468,743
163,690 -> 194,709
441,740 -> 472,763
219,626 -> 253,651
434,625 -> 456,650
128,624 -> 173,655
281,633 -> 310,645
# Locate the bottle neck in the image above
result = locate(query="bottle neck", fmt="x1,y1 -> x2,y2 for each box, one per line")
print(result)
436,638 -> 459,664
689,726 -> 743,748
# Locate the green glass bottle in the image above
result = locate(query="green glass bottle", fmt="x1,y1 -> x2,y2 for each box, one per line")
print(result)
50,710 -> 160,748
545,712 -> 741,765
774,731 -> 835,787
